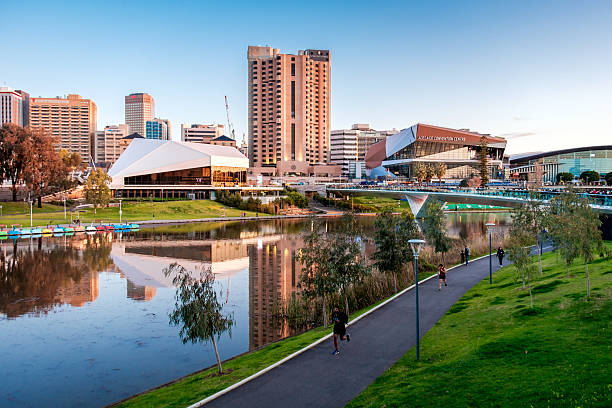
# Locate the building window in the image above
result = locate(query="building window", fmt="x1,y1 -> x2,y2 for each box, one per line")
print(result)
291,123 -> 296,160
291,63 -> 295,76
291,81 -> 295,118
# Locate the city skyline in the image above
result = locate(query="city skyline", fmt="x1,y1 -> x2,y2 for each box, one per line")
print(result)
2,0 -> 611,154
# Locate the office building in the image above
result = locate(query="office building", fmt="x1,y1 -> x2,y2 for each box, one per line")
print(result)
125,93 -> 155,135
510,146 -> 612,183
146,118 -> 171,140
365,123 -> 507,180
0,86 -> 26,126
331,124 -> 397,178
247,46 -> 339,177
29,94 -> 97,162
93,124 -> 130,165
181,123 -> 224,143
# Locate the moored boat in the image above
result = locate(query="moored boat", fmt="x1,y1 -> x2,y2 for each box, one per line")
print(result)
74,226 -> 85,233
85,225 -> 96,232
129,223 -> 140,229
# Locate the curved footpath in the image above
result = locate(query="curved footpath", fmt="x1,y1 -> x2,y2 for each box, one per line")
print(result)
198,247 -> 550,408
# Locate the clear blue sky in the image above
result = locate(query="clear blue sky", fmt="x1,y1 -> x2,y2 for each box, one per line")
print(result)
2,0 -> 611,154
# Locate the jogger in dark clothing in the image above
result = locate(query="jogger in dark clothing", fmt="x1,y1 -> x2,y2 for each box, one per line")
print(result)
497,247 -> 505,266
331,307 -> 350,355
464,246 -> 470,266
460,250 -> 465,265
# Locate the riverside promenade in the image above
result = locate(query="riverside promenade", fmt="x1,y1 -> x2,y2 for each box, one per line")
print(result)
199,249 -> 548,408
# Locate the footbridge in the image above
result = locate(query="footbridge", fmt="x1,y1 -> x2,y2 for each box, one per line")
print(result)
326,186 -> 612,218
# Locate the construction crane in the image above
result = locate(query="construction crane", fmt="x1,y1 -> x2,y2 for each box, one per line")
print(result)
224,95 -> 236,140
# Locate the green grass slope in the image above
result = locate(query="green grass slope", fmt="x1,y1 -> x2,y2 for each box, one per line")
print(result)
348,244 -> 612,408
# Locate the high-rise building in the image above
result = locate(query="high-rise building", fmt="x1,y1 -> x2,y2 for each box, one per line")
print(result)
29,94 -> 97,162
125,93 -> 155,135
0,86 -> 25,126
180,123 -> 224,143
248,46 -> 336,177
16,90 -> 30,127
146,118 -> 171,140
93,124 -> 130,165
330,124 -> 397,178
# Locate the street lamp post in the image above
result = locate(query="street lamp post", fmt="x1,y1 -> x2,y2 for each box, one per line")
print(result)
408,238 -> 426,361
119,199 -> 123,223
486,223 -> 495,284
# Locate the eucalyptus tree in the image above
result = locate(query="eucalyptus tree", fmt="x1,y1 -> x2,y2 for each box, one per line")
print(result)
511,190 -> 549,274
573,198 -> 605,298
164,263 -> 234,374
547,189 -> 581,276
372,210 -> 420,293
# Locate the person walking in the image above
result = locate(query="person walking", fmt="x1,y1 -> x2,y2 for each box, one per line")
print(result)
460,249 -> 465,265
438,264 -> 447,290
464,246 -> 470,266
331,307 -> 350,355
497,246 -> 505,266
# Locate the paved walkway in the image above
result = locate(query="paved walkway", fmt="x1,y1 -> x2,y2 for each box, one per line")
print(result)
203,250 -> 547,408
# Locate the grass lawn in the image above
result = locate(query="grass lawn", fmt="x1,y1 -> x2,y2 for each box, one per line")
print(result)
112,298 -> 396,407
348,243 -> 612,408
0,200 -> 268,227
350,195 -> 413,214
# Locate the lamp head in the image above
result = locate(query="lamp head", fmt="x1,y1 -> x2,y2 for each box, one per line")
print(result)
408,239 -> 426,257
485,222 -> 495,232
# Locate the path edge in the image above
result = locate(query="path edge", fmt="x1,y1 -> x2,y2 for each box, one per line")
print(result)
187,254 -> 491,408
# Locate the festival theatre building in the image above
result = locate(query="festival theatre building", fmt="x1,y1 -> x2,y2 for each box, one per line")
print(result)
109,139 -> 265,199
364,124 -> 507,180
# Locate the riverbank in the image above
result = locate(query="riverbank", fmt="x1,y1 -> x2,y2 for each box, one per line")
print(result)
348,243 -> 612,407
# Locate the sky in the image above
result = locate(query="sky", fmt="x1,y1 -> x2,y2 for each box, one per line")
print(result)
2,0 -> 611,154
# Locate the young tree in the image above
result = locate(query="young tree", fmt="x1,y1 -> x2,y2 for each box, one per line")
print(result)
423,199 -> 451,264
511,191 -> 549,274
164,263 -> 234,374
433,163 -> 447,186
507,238 -> 537,308
548,189 -> 581,276
424,165 -> 435,184
573,198 -> 605,298
298,218 -> 337,326
329,213 -> 370,315
372,210 -> 420,292
84,169 -> 112,214
478,135 -> 490,186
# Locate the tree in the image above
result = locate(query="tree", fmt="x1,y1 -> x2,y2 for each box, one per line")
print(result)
478,135 -> 490,186
573,197 -> 605,298
372,210 -> 420,292
0,123 -> 31,201
507,238 -> 537,308
548,189 -> 581,276
23,128 -> 68,208
433,163 -> 447,186
329,213 -> 370,315
423,199 -> 451,264
511,190 -> 549,275
414,163 -> 427,184
298,218 -> 337,326
580,170 -> 600,185
84,169 -> 112,214
424,165 -> 435,184
606,172 -> 612,186
467,175 -> 482,189
164,263 -> 234,374
556,172 -> 574,184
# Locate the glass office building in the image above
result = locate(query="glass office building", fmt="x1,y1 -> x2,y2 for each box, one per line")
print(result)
509,146 -> 612,183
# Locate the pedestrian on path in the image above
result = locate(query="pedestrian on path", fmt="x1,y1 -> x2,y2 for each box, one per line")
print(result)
438,264 -> 447,290
460,249 -> 465,265
497,246 -> 505,266
464,246 -> 470,265
331,307 -> 350,355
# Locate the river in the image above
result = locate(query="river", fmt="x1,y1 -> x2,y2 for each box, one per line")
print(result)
0,213 -> 510,407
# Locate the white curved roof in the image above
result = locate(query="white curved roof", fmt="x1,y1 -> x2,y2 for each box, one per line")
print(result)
108,139 -> 248,187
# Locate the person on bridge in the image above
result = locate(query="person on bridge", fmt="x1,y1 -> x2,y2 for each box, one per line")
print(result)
464,246 -> 470,266
331,307 -> 350,355
438,264 -> 447,290
497,247 -> 505,266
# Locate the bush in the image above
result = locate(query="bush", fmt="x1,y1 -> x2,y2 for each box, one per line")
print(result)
580,170 -> 601,184
282,191 -> 309,208
606,172 -> 612,186
215,190 -> 275,214
556,172 -> 574,183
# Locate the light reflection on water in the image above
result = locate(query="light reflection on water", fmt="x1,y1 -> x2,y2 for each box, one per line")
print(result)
0,213 -> 510,407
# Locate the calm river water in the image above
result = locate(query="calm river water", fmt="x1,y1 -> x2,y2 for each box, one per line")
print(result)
0,213 -> 510,407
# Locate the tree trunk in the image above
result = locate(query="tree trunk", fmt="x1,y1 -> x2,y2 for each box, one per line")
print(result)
585,260 -> 590,298
11,185 -> 17,201
393,273 -> 398,293
345,292 -> 350,317
566,262 -> 570,278
37,196 -> 42,208
322,295 -> 327,328
529,284 -> 533,308
536,240 -> 542,274
521,269 -> 525,289
210,334 -> 223,374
